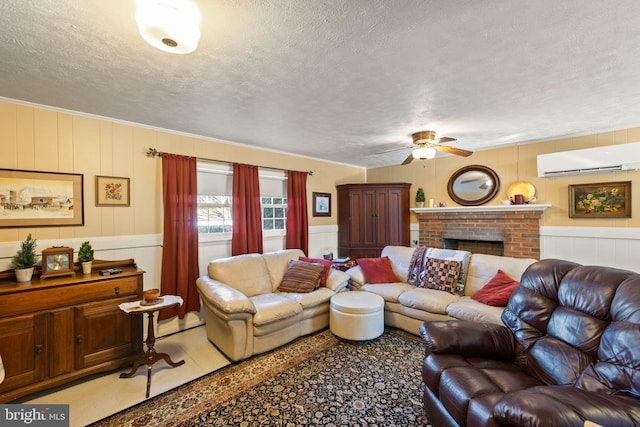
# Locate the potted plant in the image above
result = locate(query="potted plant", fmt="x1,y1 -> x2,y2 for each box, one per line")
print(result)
12,234 -> 38,282
415,187 -> 426,208
78,241 -> 95,274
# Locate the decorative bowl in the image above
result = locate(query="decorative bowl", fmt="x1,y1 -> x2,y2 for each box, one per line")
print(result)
143,288 -> 160,303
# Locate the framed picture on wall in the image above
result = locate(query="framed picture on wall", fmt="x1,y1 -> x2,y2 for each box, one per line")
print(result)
312,192 -> 331,217
96,175 -> 130,206
568,181 -> 631,218
0,168 -> 84,227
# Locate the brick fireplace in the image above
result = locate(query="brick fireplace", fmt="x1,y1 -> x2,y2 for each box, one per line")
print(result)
413,205 -> 550,259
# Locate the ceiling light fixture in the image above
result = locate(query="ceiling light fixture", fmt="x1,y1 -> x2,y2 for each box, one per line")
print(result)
412,146 -> 437,160
135,0 -> 201,54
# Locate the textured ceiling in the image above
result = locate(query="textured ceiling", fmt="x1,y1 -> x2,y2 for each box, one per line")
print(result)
2,0 -> 640,168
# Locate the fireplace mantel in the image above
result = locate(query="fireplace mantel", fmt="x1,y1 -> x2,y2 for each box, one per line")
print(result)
411,204 -> 551,214
412,204 -> 552,258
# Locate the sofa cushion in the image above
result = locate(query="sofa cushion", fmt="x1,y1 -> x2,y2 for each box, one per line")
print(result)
250,293 -> 303,327
466,253 -> 536,296
279,286 -> 334,309
208,253 -> 273,297
278,260 -> 324,293
263,249 -> 306,292
471,269 -> 520,306
418,257 -> 461,293
380,246 -> 418,282
357,256 -> 400,284
361,283 -> 414,303
398,287 -> 460,315
299,256 -> 332,287
446,297 -> 505,325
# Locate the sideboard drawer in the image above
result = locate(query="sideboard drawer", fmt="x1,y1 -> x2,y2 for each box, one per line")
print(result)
0,276 -> 140,318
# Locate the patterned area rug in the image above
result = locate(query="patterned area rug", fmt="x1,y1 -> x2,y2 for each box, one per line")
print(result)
90,328 -> 431,426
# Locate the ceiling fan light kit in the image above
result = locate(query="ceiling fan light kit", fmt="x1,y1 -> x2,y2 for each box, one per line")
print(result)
135,0 -> 201,54
400,130 -> 473,165
412,146 -> 436,160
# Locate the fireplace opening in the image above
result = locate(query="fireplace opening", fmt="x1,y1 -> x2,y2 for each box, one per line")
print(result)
442,238 -> 504,256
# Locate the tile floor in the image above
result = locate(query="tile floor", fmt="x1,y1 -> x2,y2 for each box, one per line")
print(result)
18,325 -> 230,427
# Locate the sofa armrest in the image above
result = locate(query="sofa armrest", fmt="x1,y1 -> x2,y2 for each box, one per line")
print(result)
326,268 -> 350,292
419,320 -> 515,360
196,275 -> 256,315
345,265 -> 367,288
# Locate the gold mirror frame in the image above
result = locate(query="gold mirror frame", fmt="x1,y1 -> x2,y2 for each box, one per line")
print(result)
447,165 -> 500,206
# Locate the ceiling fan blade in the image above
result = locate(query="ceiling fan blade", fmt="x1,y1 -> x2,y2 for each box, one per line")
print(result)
432,137 -> 456,145
401,153 -> 414,165
433,145 -> 473,157
375,145 -> 412,155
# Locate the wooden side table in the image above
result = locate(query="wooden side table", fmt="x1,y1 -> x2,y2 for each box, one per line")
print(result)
118,295 -> 185,398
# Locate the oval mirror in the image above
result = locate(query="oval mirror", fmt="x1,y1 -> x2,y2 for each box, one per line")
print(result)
447,165 -> 500,206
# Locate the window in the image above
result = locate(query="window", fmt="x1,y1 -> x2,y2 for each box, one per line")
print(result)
261,197 -> 287,231
197,195 -> 232,233
196,162 -> 288,236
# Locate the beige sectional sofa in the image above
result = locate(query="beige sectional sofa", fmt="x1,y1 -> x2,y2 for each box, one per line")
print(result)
196,249 -> 350,361
346,246 -> 537,336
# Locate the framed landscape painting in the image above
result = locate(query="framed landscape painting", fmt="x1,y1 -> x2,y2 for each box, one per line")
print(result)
569,181 -> 631,218
0,168 -> 84,228
96,175 -> 130,206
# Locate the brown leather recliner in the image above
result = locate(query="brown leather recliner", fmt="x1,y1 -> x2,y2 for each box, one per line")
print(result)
420,258 -> 640,427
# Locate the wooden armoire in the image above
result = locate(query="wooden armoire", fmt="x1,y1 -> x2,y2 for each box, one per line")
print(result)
337,182 -> 411,259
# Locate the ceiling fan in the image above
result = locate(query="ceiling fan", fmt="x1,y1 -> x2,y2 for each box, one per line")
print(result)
397,131 -> 473,165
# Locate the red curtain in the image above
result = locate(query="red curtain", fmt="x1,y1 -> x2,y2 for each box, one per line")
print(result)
232,163 -> 263,255
285,170 -> 308,255
158,153 -> 201,321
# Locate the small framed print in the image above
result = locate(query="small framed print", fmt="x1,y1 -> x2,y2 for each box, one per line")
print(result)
568,181 -> 631,218
312,192 -> 331,217
96,176 -> 130,206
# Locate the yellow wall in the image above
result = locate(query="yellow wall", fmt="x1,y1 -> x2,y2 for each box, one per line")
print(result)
2,98 -> 639,244
367,128 -> 640,227
0,100 -> 365,243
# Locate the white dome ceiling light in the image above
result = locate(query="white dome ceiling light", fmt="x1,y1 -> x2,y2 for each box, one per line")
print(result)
135,0 -> 201,54
412,146 -> 437,160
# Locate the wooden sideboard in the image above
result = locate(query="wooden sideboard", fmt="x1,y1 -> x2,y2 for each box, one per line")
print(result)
0,260 -> 143,403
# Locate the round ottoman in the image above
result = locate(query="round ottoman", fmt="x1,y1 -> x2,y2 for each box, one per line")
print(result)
330,291 -> 384,341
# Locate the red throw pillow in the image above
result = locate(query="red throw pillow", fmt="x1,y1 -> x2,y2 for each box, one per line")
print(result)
299,256 -> 332,287
472,269 -> 520,306
356,256 -> 399,284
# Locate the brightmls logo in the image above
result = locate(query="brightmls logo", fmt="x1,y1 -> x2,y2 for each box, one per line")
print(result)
1,405 -> 69,426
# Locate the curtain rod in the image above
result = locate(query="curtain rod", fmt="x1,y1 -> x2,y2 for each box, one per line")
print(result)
145,148 -> 314,176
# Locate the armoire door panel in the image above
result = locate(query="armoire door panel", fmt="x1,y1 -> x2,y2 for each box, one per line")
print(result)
337,183 -> 411,259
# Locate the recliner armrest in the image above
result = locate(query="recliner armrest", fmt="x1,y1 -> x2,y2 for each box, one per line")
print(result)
494,385 -> 640,427
196,275 -> 256,315
420,320 -> 515,360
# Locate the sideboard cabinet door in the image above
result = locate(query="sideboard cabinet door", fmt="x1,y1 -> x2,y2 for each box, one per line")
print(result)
0,313 -> 46,393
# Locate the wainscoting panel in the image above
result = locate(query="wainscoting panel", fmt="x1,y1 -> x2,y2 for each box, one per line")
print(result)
540,226 -> 640,272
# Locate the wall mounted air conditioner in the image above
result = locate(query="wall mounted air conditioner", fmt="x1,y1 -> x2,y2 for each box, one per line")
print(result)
537,142 -> 640,177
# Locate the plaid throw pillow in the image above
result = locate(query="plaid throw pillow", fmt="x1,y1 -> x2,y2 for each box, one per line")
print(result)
418,257 -> 461,293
